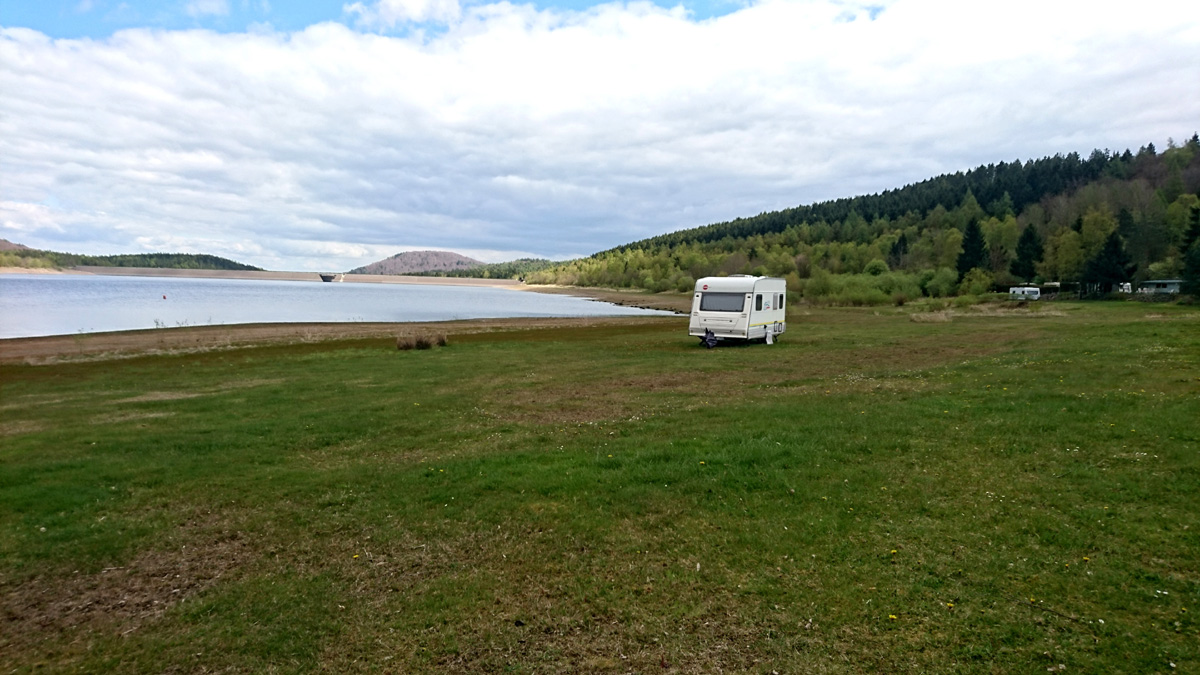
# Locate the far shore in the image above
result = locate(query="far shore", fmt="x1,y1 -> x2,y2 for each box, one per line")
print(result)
0,265 -> 690,312
0,265 -> 524,288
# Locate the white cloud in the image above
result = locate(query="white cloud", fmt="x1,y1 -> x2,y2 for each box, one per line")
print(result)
1,1 -> 1198,271
186,0 -> 231,18
345,0 -> 462,27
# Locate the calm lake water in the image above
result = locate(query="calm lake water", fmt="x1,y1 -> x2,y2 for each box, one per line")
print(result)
0,274 -> 674,339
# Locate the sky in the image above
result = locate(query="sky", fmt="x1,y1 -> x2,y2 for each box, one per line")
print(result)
1,1 -> 1198,272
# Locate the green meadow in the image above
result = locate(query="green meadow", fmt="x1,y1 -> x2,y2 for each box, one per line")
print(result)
2,302 -> 1197,673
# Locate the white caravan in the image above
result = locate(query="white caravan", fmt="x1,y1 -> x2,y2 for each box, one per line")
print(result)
1008,286 -> 1040,300
689,275 -> 787,346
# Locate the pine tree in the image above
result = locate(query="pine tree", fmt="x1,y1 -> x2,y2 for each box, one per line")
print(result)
1183,243 -> 1200,296
1184,204 -> 1200,252
888,233 -> 909,269
1082,230 -> 1136,294
956,218 -> 989,280
988,192 -> 1015,219
1184,205 -> 1200,296
1010,225 -> 1044,282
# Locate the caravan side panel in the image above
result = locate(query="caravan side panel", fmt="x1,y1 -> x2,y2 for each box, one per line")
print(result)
745,278 -> 787,340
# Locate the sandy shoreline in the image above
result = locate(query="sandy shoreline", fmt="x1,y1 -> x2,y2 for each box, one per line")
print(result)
0,270 -> 691,364
0,316 -> 683,365
0,267 -> 71,275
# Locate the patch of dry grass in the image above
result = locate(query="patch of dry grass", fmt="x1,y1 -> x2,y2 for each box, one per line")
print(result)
0,517 -> 253,663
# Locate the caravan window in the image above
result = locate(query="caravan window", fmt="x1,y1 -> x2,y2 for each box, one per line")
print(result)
756,294 -> 763,311
699,292 -> 746,312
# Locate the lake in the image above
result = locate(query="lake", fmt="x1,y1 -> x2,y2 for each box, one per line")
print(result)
0,274 -> 674,339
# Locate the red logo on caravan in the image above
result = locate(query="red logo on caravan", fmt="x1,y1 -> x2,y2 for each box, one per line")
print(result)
702,284 -> 708,290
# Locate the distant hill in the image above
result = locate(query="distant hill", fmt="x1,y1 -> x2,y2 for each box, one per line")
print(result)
0,239 -> 32,252
0,242 -> 261,271
349,250 -> 483,275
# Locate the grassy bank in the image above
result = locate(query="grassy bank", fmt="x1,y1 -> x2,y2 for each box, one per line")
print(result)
2,303 -> 1197,673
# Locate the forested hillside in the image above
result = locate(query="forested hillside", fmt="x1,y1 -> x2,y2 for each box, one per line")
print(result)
413,258 -> 557,280
0,246 -> 260,271
528,136 -> 1200,302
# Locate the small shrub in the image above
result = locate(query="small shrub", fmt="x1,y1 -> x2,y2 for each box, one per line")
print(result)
803,268 -> 833,300
833,286 -> 890,306
876,271 -> 922,298
397,334 -> 448,350
863,258 -> 890,276
960,268 -> 994,296
917,298 -> 950,312
924,268 -> 959,298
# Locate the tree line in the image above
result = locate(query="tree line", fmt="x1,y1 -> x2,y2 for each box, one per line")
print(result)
0,249 -> 261,271
408,258 -> 557,280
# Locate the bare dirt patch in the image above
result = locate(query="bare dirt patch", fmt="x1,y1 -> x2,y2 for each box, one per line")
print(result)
911,305 -> 1064,322
211,377 -> 286,391
90,411 -> 176,425
479,371 -> 707,425
116,391 -> 202,403
966,304 -> 1065,317
0,519 -> 253,662
910,310 -> 953,323
0,420 -> 45,436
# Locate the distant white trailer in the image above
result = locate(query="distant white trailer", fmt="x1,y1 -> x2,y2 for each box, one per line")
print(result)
689,275 -> 786,347
1138,279 -> 1183,294
1008,286 -> 1040,300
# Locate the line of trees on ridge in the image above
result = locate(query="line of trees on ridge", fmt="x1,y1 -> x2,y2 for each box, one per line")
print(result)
0,250 -> 261,272
525,136 -> 1200,304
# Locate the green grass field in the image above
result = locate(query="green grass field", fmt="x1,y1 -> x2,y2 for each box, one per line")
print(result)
2,302 -> 1198,673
